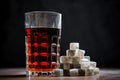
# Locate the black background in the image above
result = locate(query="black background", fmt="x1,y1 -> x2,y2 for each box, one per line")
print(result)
1,0 -> 120,68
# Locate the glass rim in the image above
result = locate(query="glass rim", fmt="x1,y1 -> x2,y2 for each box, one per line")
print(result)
25,11 -> 62,15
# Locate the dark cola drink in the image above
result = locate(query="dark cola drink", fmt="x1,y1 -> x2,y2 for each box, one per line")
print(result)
25,28 -> 60,72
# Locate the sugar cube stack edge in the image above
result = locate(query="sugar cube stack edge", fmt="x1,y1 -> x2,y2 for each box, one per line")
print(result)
53,42 -> 100,77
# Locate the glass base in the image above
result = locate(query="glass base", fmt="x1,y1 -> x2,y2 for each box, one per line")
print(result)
26,71 -> 53,77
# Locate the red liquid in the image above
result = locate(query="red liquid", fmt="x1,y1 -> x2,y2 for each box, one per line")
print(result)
25,28 -> 60,72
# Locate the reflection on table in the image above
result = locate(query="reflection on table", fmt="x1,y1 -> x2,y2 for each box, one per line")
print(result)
27,75 -> 99,80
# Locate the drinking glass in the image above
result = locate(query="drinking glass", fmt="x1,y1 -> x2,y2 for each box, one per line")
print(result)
25,11 -> 62,76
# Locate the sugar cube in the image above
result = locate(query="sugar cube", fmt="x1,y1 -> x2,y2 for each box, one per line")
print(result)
81,61 -> 90,70
60,56 -> 72,63
78,49 -> 85,59
72,57 -> 80,64
66,50 -> 76,57
70,42 -> 79,50
63,63 -> 71,70
94,67 -> 100,75
80,58 -> 90,64
60,63 -> 74,69
89,61 -> 96,69
84,56 -> 90,61
85,67 -> 94,76
63,69 -> 70,76
53,69 -> 63,77
73,63 -> 81,69
78,69 -> 85,76
70,69 -> 79,76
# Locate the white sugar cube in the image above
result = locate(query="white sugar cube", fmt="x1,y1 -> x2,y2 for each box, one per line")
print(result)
73,64 -> 81,69
66,49 -> 85,60
78,49 -> 85,59
53,69 -> 63,77
68,49 -> 85,60
63,69 -> 70,76
94,67 -> 100,75
70,69 -> 79,76
63,63 -> 71,70
81,58 -> 90,69
78,69 -> 85,76
80,58 -> 90,64
60,56 -> 67,63
60,56 -> 72,63
60,63 -> 74,69
66,50 -> 76,57
89,61 -> 96,69
85,67 -> 95,76
81,61 -> 90,70
84,56 -> 90,61
70,42 -> 79,50
72,57 -> 81,64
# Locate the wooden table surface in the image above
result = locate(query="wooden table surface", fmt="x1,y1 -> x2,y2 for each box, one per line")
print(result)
0,68 -> 120,80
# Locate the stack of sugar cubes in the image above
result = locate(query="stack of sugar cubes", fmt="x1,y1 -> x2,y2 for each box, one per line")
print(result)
53,42 -> 99,77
